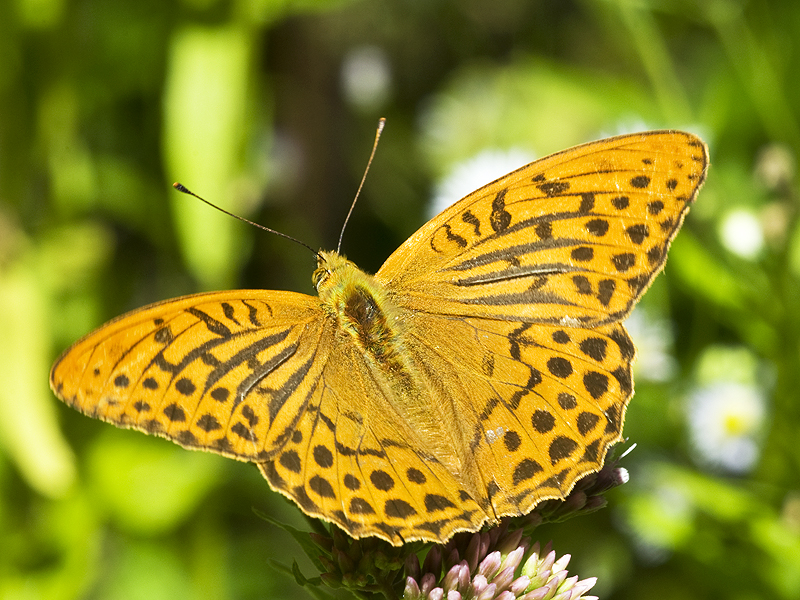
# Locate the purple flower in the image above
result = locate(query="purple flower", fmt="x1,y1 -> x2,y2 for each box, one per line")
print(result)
404,524 -> 597,600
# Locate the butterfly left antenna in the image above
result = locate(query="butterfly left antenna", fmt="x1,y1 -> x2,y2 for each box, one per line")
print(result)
172,183 -> 321,260
336,117 -> 386,254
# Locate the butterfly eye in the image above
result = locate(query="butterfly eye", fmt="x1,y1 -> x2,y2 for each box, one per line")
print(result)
312,260 -> 328,287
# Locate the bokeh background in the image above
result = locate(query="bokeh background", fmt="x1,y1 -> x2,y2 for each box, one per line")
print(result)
2,0 -> 800,598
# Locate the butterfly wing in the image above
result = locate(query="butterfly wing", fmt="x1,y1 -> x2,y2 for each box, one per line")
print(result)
377,130 -> 708,326
50,291 -> 331,461
259,301 -> 635,543
259,336 -> 488,544
402,310 -> 634,518
51,288 -> 489,544
374,131 -> 708,516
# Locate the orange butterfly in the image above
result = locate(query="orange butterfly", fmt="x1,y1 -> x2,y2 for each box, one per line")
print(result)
51,131 -> 708,545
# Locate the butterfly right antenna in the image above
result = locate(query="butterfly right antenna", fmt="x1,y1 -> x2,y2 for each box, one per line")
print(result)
336,117 -> 386,254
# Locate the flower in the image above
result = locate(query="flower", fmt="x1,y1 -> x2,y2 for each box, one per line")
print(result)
404,525 -> 597,600
719,209 -> 764,259
687,381 -> 766,473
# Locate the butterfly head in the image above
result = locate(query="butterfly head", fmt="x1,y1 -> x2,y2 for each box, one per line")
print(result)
313,250 -> 360,296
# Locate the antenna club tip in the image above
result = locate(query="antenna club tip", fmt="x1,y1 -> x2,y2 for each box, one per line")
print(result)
173,182 -> 189,193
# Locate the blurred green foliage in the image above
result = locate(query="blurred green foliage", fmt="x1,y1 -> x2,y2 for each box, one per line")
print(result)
1,0 -> 800,598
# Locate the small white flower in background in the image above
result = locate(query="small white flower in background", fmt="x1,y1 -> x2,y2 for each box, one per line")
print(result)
429,148 -> 536,218
625,309 -> 677,382
754,143 -> 795,191
340,46 -> 392,111
719,209 -> 764,259
687,381 -> 766,474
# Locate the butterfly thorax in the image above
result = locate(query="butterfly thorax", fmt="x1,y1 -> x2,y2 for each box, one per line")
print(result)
314,251 -> 408,381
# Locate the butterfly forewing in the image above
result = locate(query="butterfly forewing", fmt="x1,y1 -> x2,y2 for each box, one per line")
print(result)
377,131 -> 708,326
51,291 -> 328,460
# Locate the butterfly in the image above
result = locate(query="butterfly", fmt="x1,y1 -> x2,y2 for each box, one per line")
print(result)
51,130 -> 708,545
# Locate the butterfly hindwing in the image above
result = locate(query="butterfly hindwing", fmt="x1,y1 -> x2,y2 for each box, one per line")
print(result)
260,337 -> 487,544
402,310 -> 634,517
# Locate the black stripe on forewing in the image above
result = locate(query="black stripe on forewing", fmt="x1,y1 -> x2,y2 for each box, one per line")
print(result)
446,189 -> 686,266
117,303 -> 316,427
187,306 -> 233,337
242,299 -> 265,326
453,261 -> 584,286
437,191 -> 689,294
260,352 -> 316,423
144,317 -> 293,391
433,143 -> 698,261
204,329 -> 295,405
447,233 -> 589,274
254,350 -> 329,459
145,326 -> 233,375
171,312 -> 326,427
189,320 -> 328,460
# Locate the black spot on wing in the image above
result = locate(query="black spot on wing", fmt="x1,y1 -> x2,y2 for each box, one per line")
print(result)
586,219 -> 609,237
197,414 -> 221,431
490,189 -> 512,233
549,436 -> 579,464
571,246 -> 593,262
344,474 -> 361,490
579,193 -> 595,213
612,196 -> 629,209
535,222 -> 552,239
597,279 -> 616,306
537,181 -> 570,196
349,497 -> 374,514
370,470 -> 395,491
579,337 -> 607,362
309,475 -> 335,498
164,403 -> 186,422
385,499 -> 416,518
626,224 -> 649,245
